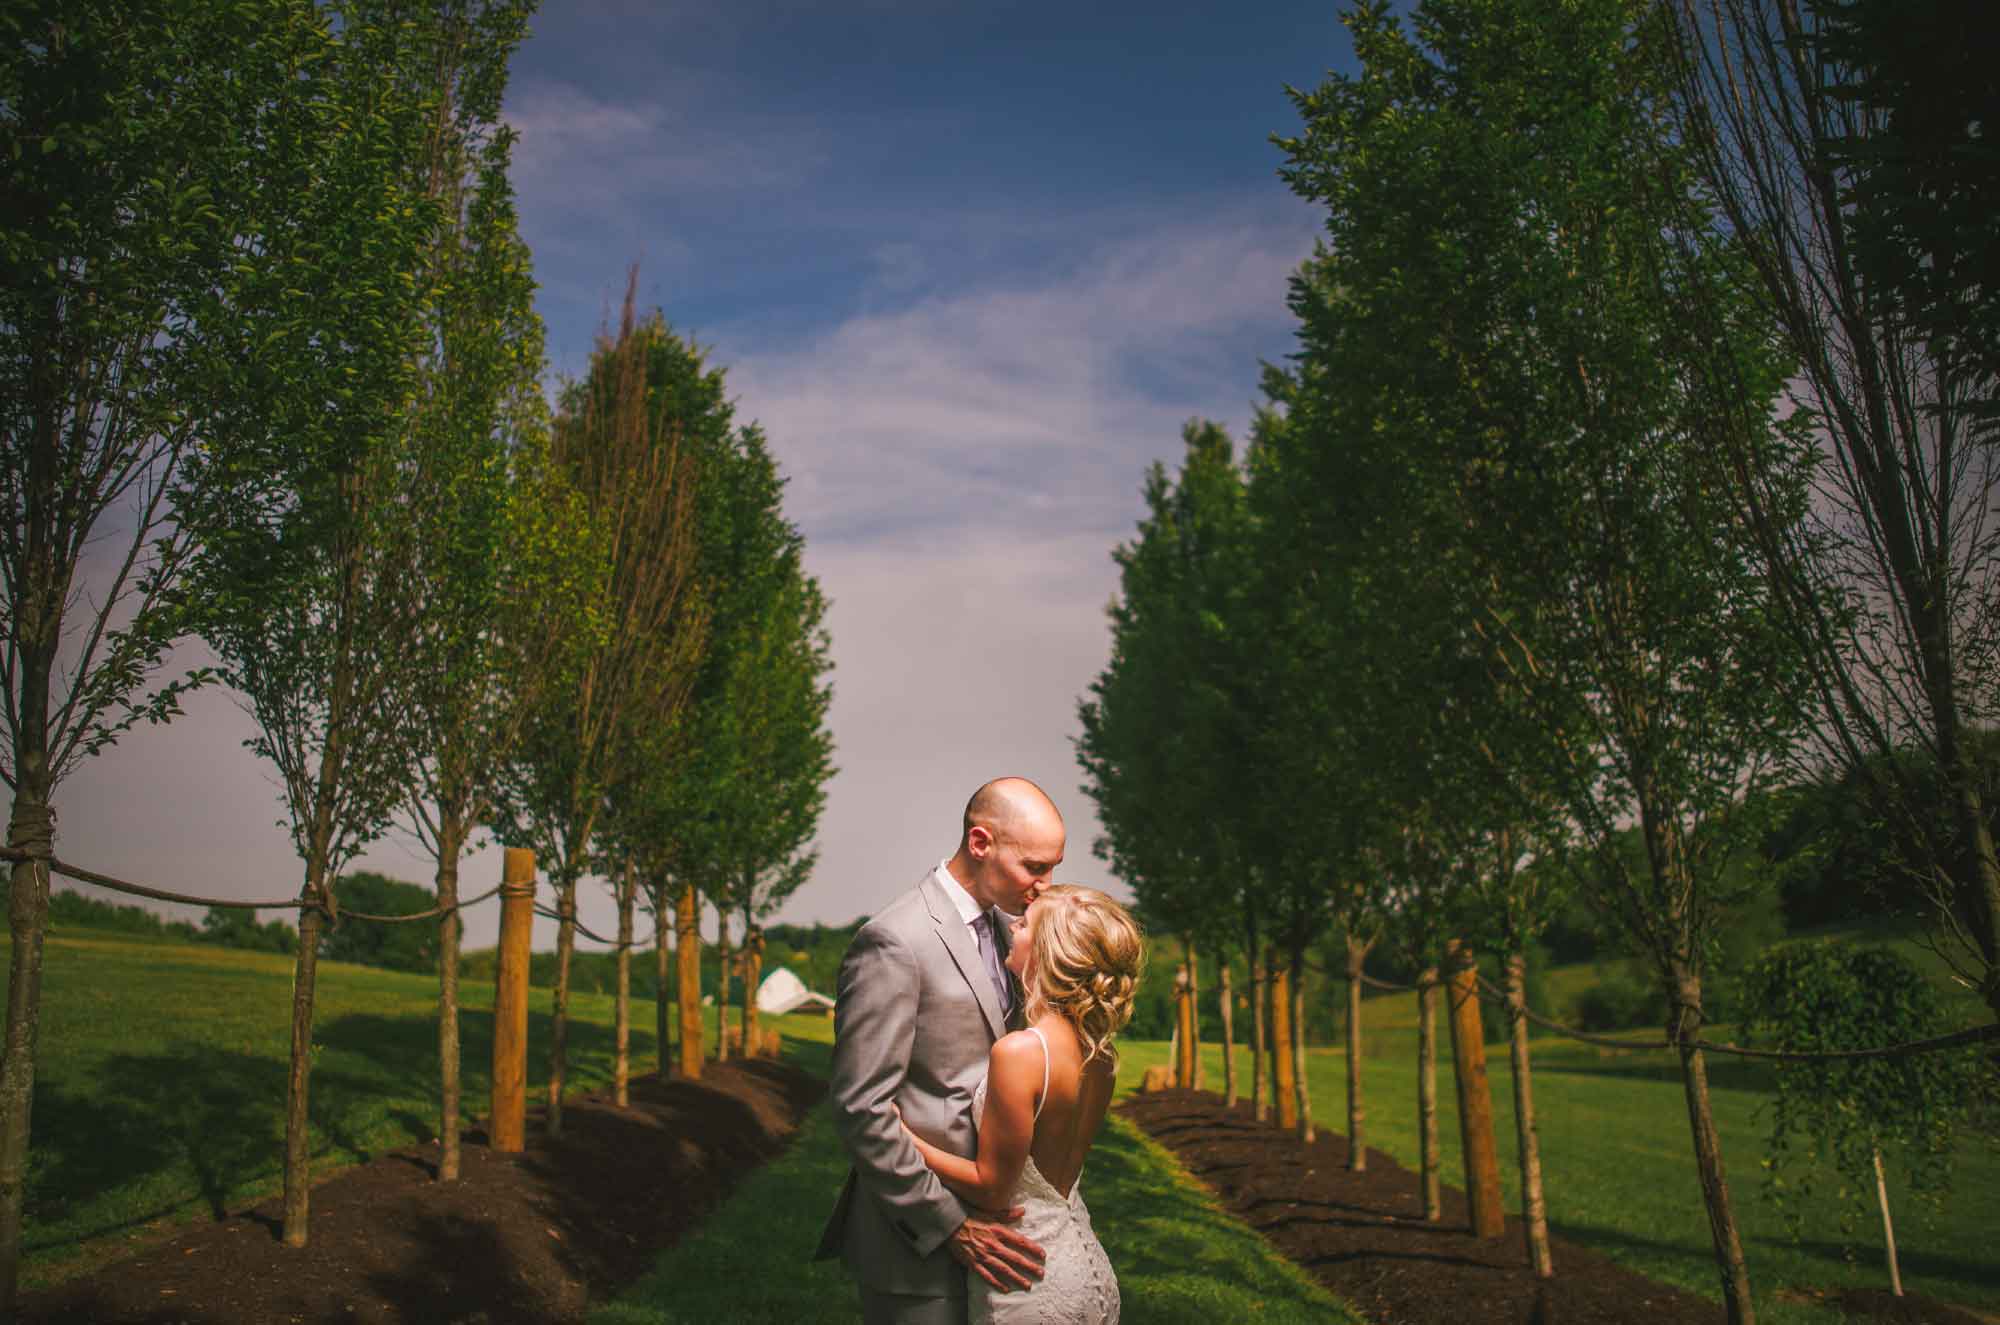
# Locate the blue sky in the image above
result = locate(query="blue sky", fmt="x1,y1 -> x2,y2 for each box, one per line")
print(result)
56,1 -> 1361,952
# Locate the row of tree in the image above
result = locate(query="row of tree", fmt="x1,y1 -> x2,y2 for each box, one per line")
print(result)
1,0 -> 832,1306
1078,1 -> 1996,1321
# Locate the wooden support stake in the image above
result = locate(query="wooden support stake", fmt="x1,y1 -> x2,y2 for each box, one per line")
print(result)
1270,947 -> 1297,1131
742,922 -> 765,1058
676,885 -> 703,1079
1445,939 -> 1504,1238
490,848 -> 535,1154
1174,964 -> 1195,1089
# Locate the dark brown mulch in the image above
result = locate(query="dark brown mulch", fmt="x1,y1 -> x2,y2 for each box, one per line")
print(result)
20,1058 -> 825,1325
1119,1088 -> 1992,1325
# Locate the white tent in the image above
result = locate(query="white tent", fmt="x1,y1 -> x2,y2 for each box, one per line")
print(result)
756,966 -> 835,1016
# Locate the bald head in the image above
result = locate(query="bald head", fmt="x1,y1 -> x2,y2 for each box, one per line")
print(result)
961,776 -> 1063,847
949,777 -> 1066,913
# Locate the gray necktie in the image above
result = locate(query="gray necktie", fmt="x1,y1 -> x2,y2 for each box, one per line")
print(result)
973,911 -> 1014,1021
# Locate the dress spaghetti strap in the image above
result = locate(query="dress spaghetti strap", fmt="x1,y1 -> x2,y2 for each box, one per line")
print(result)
1027,1024 -> 1051,1122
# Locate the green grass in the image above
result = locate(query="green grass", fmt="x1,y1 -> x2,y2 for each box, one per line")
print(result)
11,926 -> 724,1290
17,923 -> 1998,1323
1119,964 -> 2000,1325
595,1012 -> 1361,1323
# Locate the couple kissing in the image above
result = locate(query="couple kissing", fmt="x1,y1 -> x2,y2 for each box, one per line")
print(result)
814,777 -> 1144,1325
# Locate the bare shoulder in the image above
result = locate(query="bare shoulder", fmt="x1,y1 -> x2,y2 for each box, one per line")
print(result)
989,1029 -> 1045,1072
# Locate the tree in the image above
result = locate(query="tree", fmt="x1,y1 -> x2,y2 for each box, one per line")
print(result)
1812,0 -> 2000,434
587,326 -> 829,1088
1078,421 -> 1260,1108
183,0 -> 458,1248
494,273 -> 706,1137
1279,2 -> 1816,1315
1741,940 -> 1990,1297
1665,0 -> 2000,1024
382,0 -> 559,1183
0,0 -> 357,1300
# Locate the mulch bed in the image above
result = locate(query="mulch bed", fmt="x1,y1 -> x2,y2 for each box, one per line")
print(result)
1119,1088 -> 1991,1325
20,1058 -> 825,1325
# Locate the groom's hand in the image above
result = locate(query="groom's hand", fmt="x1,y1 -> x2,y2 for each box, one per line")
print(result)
947,1211 -> 1045,1293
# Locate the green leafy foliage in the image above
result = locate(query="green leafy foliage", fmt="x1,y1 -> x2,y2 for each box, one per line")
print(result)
198,907 -> 300,956
318,872 -> 439,973
1741,940 -> 1991,1242
593,326 -> 832,967
1765,732 -> 2000,933
1810,0 -> 2000,433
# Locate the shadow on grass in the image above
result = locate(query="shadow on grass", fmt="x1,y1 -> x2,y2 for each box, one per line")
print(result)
1530,1049 -> 1779,1095
315,1005 -> 659,1106
27,1044 -> 395,1244
1551,1216 -> 2000,1289
28,1000 -> 665,1251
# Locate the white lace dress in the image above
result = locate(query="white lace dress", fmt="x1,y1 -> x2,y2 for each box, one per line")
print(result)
968,1027 -> 1119,1325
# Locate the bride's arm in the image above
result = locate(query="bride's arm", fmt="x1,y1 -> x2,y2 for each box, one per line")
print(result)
902,1032 -> 1041,1211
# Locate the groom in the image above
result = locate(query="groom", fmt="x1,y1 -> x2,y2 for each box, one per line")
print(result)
815,777 -> 1066,1324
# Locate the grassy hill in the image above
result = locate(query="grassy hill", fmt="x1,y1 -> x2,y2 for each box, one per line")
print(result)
10,924 -> 1997,1323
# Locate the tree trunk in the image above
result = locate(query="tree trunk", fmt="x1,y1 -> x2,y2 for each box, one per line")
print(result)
654,883 -> 672,1075
1270,945 -> 1297,1131
1250,946 -> 1268,1122
283,885 -> 329,1247
1219,960 -> 1238,1107
1873,1146 -> 1903,1296
1188,942 -> 1203,1092
676,885 -> 702,1078
1,773 -> 55,1313
1946,765 -> 2000,1022
614,861 -> 636,1108
715,905 -> 732,1062
432,820 -> 466,1181
1417,967 -> 1442,1222
1293,957 -> 1314,1144
1345,933 -> 1368,1169
546,869 -> 578,1137
1671,967 -> 1756,1323
1506,950 -> 1553,1277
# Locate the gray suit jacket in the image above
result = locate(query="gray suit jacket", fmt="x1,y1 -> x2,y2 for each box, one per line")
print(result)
814,869 -> 1018,1295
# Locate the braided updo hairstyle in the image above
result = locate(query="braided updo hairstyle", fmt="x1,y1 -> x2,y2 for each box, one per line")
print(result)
1020,885 -> 1145,1067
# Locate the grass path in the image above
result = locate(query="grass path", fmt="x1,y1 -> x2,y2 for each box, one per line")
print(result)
595,1029 -> 1363,1324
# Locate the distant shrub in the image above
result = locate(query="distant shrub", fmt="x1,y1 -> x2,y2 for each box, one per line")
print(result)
318,871 -> 436,972
1571,964 -> 1660,1032
48,889 -> 199,941
201,906 -> 298,954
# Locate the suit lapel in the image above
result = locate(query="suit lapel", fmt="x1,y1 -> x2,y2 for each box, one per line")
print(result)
923,873 -> 1007,1040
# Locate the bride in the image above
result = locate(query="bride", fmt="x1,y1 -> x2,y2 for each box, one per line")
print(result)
900,884 -> 1144,1325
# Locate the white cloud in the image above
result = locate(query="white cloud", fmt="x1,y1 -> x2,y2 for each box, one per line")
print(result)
505,78 -> 828,205
726,204 -> 1315,545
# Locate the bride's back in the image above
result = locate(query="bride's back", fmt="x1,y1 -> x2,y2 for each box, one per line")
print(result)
1023,1017 -> 1115,1199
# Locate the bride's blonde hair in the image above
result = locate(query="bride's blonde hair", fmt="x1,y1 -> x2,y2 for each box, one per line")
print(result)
1020,885 -> 1144,1066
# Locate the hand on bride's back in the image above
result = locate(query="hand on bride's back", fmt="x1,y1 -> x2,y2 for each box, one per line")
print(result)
948,1209 -> 1045,1292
